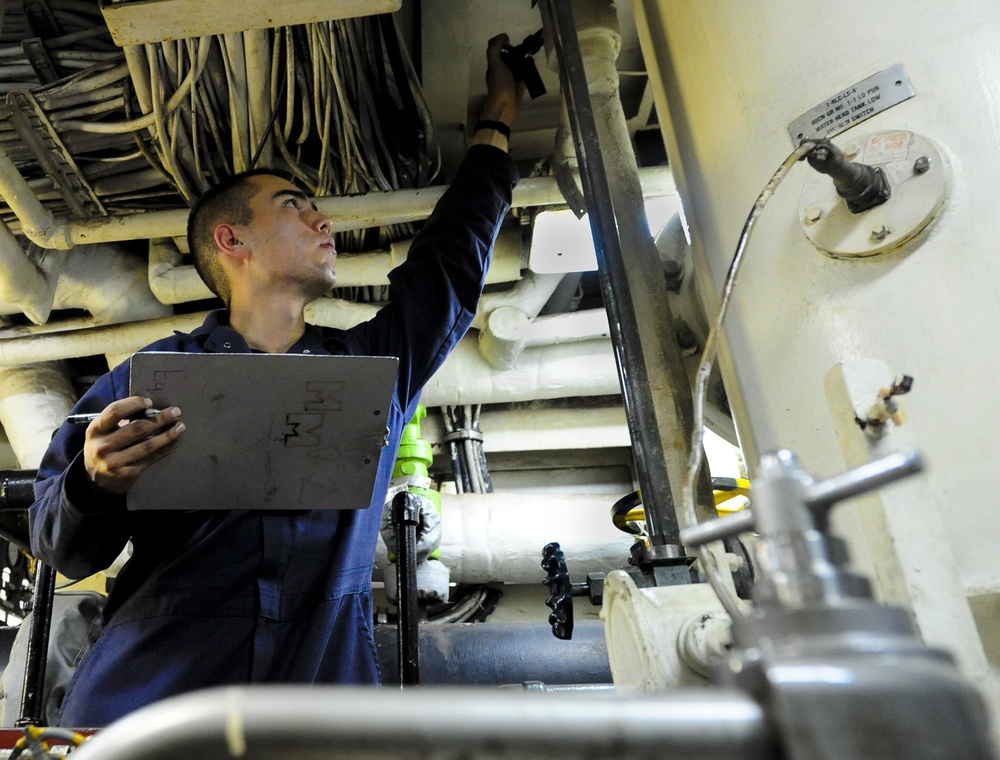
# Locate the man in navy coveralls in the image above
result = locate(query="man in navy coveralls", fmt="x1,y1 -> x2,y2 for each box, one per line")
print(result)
28,35 -> 522,727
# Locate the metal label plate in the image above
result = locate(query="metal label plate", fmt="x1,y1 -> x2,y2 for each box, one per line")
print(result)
788,64 -> 915,142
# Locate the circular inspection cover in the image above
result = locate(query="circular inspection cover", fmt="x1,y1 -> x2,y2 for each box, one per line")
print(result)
798,130 -> 949,258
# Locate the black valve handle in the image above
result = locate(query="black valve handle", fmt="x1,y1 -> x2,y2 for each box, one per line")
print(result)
541,542 -> 573,640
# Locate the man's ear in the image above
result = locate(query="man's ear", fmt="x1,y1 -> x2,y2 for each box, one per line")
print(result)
214,224 -> 249,259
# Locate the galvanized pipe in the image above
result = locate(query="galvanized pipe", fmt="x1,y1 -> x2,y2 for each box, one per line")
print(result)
68,686 -> 773,760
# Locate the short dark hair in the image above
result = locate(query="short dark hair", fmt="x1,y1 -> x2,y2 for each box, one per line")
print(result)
186,168 -> 294,306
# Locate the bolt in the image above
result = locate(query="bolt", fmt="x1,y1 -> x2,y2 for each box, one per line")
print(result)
663,259 -> 684,292
913,155 -> 931,174
805,206 -> 823,225
676,322 -> 698,351
871,225 -> 890,241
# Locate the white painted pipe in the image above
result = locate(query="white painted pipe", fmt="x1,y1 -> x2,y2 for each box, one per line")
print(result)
0,308 -> 620,407
4,165 -> 672,249
54,243 -> 173,325
0,143 -> 72,250
523,308 -> 610,347
375,492 -> 635,584
479,306 -> 610,369
147,237 -> 211,304
0,312 -> 209,366
471,271 -> 565,331
147,230 -> 525,304
0,221 -> 56,325
478,306 -> 529,369
0,362 -> 76,468
420,336 -> 619,407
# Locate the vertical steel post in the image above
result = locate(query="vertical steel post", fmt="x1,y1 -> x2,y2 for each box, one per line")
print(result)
17,562 -> 55,726
538,0 -> 714,559
392,491 -> 420,686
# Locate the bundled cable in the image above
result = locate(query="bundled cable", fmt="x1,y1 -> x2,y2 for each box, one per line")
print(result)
0,4 -> 436,253
442,404 -> 493,494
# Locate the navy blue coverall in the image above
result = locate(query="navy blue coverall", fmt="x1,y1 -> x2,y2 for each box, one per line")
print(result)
29,144 -> 518,727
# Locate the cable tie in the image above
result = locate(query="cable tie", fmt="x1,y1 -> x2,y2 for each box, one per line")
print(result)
444,429 -> 484,443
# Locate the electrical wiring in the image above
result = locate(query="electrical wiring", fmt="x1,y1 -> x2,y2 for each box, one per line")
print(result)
1,8 -> 435,246
443,405 -> 493,495
680,140 -> 818,621
57,38 -> 210,134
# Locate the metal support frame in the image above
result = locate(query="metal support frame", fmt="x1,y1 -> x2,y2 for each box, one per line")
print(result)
17,562 -> 55,727
539,0 -> 712,558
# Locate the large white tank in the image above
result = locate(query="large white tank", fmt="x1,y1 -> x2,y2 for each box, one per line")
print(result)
631,0 -> 1000,683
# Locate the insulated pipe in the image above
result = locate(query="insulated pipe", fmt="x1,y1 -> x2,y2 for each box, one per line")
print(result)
0,314 -> 620,407
375,492 -> 635,585
470,271 -> 565,331
147,237 -> 211,304
0,312 -> 209,366
420,336 -> 619,408
0,143 -> 72,250
4,166 -> 672,249
0,362 -> 77,468
479,306 -> 610,369
374,621 -> 612,685
0,304 -> 623,413
53,244 -> 173,325
147,230 -> 524,304
68,685 -> 773,760
0,222 -> 55,325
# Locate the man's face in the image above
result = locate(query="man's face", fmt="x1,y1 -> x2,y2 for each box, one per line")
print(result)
240,174 -> 338,298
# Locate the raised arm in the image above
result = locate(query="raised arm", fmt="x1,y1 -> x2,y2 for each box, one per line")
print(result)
333,35 -> 523,411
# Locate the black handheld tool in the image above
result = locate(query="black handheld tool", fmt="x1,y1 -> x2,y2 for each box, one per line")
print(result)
501,29 -> 546,99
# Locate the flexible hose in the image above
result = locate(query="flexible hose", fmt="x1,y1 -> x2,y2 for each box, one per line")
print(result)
681,141 -> 818,620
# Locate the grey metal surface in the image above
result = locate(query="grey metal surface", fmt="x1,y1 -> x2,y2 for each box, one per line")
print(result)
712,447 -> 999,759
127,352 -> 398,511
69,685 -> 774,760
374,620 -> 612,686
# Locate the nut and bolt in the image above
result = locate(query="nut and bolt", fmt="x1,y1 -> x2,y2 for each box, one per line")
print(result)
871,225 -> 890,241
805,206 -> 823,225
913,155 -> 931,174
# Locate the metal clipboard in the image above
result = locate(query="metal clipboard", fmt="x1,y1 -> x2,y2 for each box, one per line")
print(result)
127,352 -> 399,511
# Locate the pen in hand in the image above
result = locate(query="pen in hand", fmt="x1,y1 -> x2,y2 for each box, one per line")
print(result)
67,408 -> 164,425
